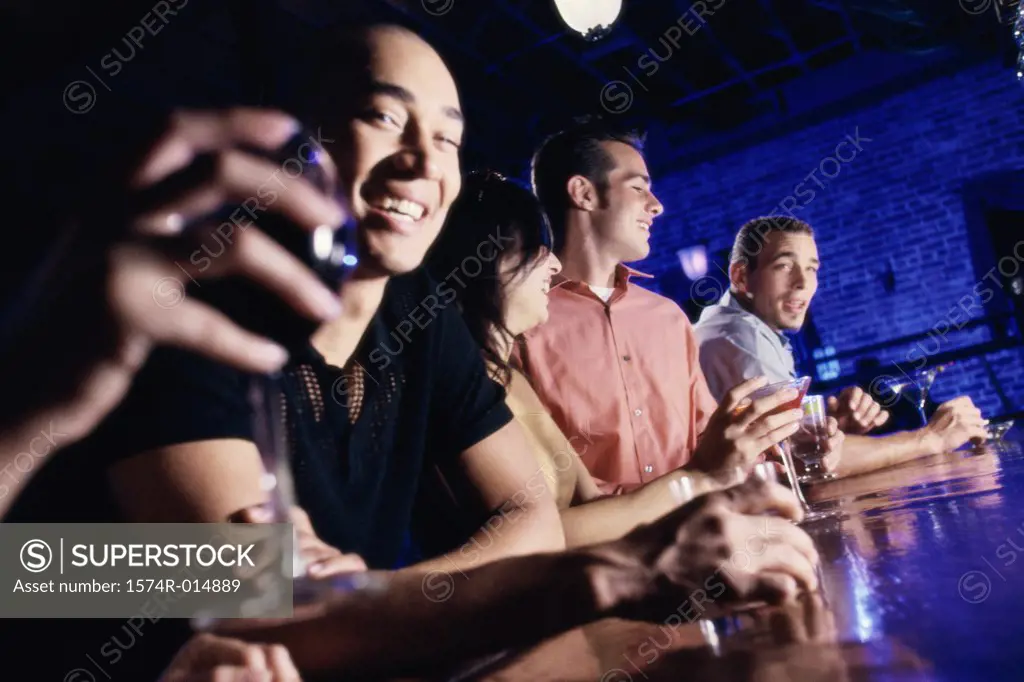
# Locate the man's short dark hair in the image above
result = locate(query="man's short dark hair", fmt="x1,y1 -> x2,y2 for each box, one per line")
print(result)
530,117 -> 646,250
730,216 -> 814,272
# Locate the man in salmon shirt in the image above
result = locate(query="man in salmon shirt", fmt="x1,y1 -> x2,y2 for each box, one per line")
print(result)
519,118 -> 804,493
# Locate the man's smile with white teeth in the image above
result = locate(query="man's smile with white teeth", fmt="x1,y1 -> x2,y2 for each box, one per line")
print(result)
370,195 -> 427,221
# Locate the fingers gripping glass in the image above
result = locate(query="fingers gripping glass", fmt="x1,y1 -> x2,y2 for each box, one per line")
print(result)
747,378 -> 838,523
668,462 -> 809,656
669,472 -> 726,655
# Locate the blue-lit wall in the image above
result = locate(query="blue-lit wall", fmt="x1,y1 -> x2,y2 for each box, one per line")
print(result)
638,59 -> 1024,418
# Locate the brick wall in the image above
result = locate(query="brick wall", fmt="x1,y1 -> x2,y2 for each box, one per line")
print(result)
637,59 -> 1024,417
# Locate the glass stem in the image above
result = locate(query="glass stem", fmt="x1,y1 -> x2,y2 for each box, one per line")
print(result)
248,374 -> 305,579
917,387 -> 931,427
777,442 -> 812,509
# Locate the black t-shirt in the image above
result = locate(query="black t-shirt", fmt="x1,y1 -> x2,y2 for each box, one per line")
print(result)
11,266 -> 513,561
2,267 -> 512,680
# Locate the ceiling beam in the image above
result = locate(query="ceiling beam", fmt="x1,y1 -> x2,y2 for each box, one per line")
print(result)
492,0 -> 616,85
616,25 -> 697,96
757,0 -> 810,73
671,0 -> 756,91
808,0 -> 863,52
487,30 -> 571,73
583,35 -> 634,62
670,36 -> 853,107
700,20 -> 784,117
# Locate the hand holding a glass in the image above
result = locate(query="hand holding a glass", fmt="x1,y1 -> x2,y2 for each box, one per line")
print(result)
610,477 -> 819,617
232,504 -> 368,580
688,376 -> 805,480
157,633 -> 303,682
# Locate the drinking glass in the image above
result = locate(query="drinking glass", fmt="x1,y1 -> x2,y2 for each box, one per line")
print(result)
745,377 -> 838,522
746,376 -> 811,414
790,395 -> 836,484
772,442 -> 840,523
249,376 -> 387,602
191,130 -> 384,631
987,419 -> 1015,442
748,461 -> 830,599
669,471 -> 725,655
668,461 -> 824,654
750,461 -> 780,484
881,364 -> 952,427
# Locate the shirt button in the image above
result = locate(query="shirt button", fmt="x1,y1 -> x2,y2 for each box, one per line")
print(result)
644,465 -> 654,474
622,355 -> 631,361
634,408 -> 643,416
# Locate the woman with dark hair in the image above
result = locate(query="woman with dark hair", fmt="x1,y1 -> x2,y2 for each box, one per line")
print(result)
426,171 -> 723,546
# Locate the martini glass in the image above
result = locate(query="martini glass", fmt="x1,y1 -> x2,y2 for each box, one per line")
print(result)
884,364 -> 952,427
987,419 -> 1015,442
747,462 -> 830,600
747,376 -> 811,413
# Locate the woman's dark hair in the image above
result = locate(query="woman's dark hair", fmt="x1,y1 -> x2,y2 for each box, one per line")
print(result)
425,171 -> 553,387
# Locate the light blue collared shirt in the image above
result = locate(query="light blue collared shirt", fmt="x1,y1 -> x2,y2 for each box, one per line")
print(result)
693,291 -> 797,402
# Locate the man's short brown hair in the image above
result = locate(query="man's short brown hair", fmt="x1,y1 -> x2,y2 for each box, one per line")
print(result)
730,216 -> 814,272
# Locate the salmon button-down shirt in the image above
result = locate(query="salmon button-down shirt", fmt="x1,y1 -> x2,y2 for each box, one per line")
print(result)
518,265 -> 717,494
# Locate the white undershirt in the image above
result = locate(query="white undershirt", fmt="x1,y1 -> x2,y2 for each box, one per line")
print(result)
588,285 -> 615,303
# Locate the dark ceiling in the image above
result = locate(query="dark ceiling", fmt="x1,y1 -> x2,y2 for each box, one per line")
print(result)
365,0 -> 1018,172
0,0 -> 1018,176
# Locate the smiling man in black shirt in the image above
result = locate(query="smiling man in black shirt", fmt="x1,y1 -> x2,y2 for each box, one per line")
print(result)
9,24 -> 564,575
109,24 -> 565,568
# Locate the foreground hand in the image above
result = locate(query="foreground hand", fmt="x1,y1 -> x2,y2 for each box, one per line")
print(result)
689,377 -> 803,479
3,108 -> 344,446
923,396 -> 988,453
827,386 -> 889,435
233,505 -> 367,579
589,478 -> 820,621
158,633 -> 301,681
762,592 -> 838,645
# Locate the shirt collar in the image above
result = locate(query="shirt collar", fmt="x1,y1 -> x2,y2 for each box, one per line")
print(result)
552,263 -> 654,295
719,291 -> 793,351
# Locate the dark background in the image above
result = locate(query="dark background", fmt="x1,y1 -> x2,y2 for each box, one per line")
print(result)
2,0 -> 1022,420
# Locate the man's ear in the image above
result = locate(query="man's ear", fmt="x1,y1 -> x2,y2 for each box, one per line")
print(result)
729,260 -> 751,298
566,175 -> 597,211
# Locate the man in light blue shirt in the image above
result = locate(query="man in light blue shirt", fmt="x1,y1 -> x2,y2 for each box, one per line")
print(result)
695,289 -> 797,400
694,216 -> 989,476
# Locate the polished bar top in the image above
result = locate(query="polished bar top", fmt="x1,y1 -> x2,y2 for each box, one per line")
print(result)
475,431 -> 1024,682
